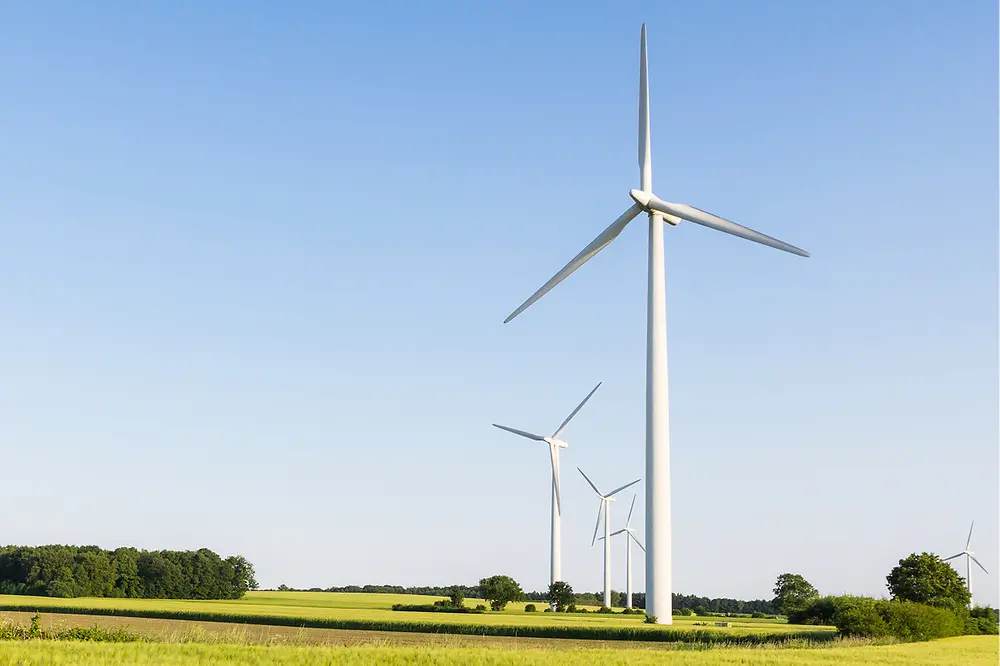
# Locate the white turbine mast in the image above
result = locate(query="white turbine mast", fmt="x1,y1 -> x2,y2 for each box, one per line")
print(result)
607,494 -> 645,609
943,520 -> 989,609
579,468 -> 641,608
492,382 -> 602,604
502,24 -> 808,623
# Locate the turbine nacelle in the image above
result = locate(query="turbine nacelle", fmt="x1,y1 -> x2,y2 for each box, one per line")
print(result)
543,437 -> 569,449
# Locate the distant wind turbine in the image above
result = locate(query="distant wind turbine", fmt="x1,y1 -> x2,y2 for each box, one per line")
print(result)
608,495 -> 645,609
943,521 -> 988,608
492,383 -> 602,599
579,468 -> 641,608
502,24 -> 809,623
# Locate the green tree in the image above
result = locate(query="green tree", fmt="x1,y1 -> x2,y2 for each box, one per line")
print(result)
886,552 -> 970,611
479,575 -> 524,611
548,581 -> 574,612
772,573 -> 819,615
449,586 -> 465,608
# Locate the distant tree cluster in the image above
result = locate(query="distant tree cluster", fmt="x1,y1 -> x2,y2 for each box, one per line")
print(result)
308,581 -> 776,613
321,583 -> 484,598
0,545 -> 257,600
626,592 -> 775,614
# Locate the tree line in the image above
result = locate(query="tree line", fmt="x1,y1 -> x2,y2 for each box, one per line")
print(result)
0,545 -> 258,600
289,583 -> 775,613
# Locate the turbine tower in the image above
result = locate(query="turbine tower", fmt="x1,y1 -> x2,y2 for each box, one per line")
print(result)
608,495 -> 645,609
492,382 -> 602,597
579,468 -> 641,608
502,25 -> 808,623
943,520 -> 989,608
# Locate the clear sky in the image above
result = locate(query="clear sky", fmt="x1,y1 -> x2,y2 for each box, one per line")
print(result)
1,1 -> 997,606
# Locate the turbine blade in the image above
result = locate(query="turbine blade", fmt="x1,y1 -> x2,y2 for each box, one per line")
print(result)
967,521 -> 975,550
625,494 -> 636,528
630,190 -> 809,258
629,532 -> 646,552
606,478 -> 642,498
492,424 -> 546,441
638,23 -> 650,181
943,553 -> 965,561
610,528 -> 626,536
591,501 -> 604,547
549,444 -> 561,514
503,204 -> 643,323
577,467 -> 603,497
551,382 -> 602,439
970,554 -> 988,574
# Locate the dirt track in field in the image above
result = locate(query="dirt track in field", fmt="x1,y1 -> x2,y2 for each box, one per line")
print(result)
0,611 -> 684,651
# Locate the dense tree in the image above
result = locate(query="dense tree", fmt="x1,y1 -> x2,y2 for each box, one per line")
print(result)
772,573 -> 819,615
479,575 -> 524,611
887,552 -> 971,611
0,545 -> 256,600
548,581 -> 574,612
449,586 -> 465,608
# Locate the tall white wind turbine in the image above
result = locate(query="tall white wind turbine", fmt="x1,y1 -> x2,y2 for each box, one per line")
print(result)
943,521 -> 989,608
608,495 -> 645,609
492,382 -> 602,597
579,468 -> 641,608
502,25 -> 809,623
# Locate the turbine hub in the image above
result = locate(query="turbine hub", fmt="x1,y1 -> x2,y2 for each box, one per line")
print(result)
629,189 -> 652,209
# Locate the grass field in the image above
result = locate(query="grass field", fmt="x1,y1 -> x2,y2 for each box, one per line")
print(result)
0,591 -> 807,632
0,635 -> 995,665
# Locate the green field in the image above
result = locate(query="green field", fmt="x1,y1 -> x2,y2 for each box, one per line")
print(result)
0,592 -> 835,642
0,635 -> 995,665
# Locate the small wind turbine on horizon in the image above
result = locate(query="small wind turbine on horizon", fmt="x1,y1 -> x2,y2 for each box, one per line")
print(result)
943,521 -> 988,609
606,495 -> 645,609
492,382 -> 602,601
579,468 -> 641,609
501,24 -> 809,623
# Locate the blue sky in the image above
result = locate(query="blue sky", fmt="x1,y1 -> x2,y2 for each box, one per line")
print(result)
1,1 -> 996,605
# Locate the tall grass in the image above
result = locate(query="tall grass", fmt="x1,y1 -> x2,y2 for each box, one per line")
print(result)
0,636 -> 996,665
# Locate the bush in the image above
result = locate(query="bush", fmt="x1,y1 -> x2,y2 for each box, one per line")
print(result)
671,608 -> 681,616
751,612 -> 766,618
644,614 -> 659,624
475,604 -> 487,612
566,603 -> 577,613
832,599 -> 963,641
789,596 -> 868,626
679,607 -> 695,616
965,616 -> 999,635
542,607 -> 552,613
524,604 -> 537,613
834,599 -> 889,638
597,606 -> 614,614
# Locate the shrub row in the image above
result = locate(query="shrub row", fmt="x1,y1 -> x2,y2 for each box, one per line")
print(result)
0,603 -> 836,645
790,596 -> 999,641
0,614 -> 148,643
390,603 -> 485,614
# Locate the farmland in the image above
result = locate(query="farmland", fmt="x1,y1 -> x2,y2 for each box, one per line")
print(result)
0,591 -> 823,639
0,634 -> 995,665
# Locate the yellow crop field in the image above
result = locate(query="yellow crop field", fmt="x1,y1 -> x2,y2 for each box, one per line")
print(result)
0,635 -> 995,665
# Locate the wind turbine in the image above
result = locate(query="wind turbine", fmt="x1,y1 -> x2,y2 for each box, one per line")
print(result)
492,382 -> 602,597
943,521 -> 988,608
579,468 -> 641,608
608,495 -> 645,609
502,25 -> 809,623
